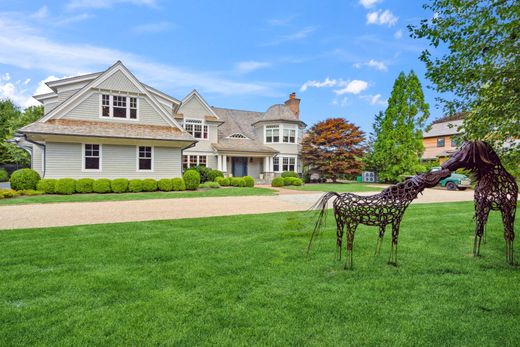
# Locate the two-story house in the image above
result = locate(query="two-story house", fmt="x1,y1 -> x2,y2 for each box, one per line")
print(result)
18,61 -> 305,181
422,114 -> 465,163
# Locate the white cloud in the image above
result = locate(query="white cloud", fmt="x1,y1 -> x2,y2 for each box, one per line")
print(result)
354,59 -> 387,71
264,26 -> 316,46
67,0 -> 157,10
0,76 -> 39,108
268,15 -> 298,26
300,77 -> 337,92
366,9 -> 398,27
0,15 -> 279,97
394,29 -> 403,39
359,0 -> 382,9
361,93 -> 387,106
133,21 -> 172,34
334,80 -> 368,95
235,61 -> 271,74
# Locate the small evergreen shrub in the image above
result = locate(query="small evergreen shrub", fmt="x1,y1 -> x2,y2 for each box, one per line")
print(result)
214,176 -> 225,185
271,177 -> 284,187
158,178 -> 173,191
142,179 -> 158,192
37,179 -> 57,194
183,170 -> 200,190
230,177 -> 246,187
10,168 -> 41,190
207,169 -> 224,182
55,178 -> 76,195
292,178 -> 303,186
283,177 -> 293,186
187,166 -> 211,183
75,178 -> 95,193
220,178 -> 230,186
111,178 -> 129,193
0,189 -> 19,198
243,176 -> 255,187
128,179 -> 143,193
199,181 -> 220,189
18,189 -> 44,196
0,168 -> 9,182
93,179 -> 111,193
172,177 -> 186,191
281,171 -> 298,178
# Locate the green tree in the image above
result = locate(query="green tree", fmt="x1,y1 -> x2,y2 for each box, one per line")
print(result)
409,0 -> 520,176
363,111 -> 384,171
0,100 -> 43,166
371,71 -> 429,182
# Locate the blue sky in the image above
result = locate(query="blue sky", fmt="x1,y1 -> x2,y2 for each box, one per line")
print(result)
0,0 -> 442,133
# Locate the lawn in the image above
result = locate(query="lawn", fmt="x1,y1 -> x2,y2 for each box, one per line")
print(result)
283,182 -> 384,192
1,202 -> 519,345
0,187 -> 275,205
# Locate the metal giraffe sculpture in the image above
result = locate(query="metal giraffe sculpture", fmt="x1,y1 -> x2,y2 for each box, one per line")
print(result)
309,169 -> 451,269
441,141 -> 518,264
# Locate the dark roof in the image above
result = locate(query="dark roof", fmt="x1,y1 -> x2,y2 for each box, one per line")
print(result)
211,107 -> 264,139
212,139 -> 278,153
20,119 -> 195,142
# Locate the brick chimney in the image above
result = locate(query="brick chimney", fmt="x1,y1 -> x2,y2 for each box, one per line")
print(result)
284,92 -> 300,119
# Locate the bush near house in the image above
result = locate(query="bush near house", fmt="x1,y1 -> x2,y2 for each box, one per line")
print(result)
0,188 -> 19,198
128,179 -> 143,193
220,178 -> 230,186
17,189 -> 44,196
282,177 -> 303,186
183,170 -> 200,190
158,179 -> 173,192
199,182 -> 220,189
172,177 -> 186,191
37,179 -> 57,194
271,177 -> 284,187
55,178 -> 76,195
207,169 -> 224,182
93,179 -> 112,194
281,171 -> 298,178
75,178 -> 95,194
111,178 -> 129,193
0,168 -> 9,182
243,176 -> 255,187
10,168 -> 41,190
142,179 -> 158,192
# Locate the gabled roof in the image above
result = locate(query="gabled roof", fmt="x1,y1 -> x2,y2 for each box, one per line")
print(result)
45,72 -> 102,92
211,107 -> 263,139
39,61 -> 184,131
180,89 -> 221,120
424,119 -> 464,138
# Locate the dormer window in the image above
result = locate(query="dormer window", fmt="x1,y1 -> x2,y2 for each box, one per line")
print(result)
184,119 -> 208,139
100,94 -> 138,120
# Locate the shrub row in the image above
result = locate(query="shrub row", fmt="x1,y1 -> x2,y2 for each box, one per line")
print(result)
0,188 -> 44,199
186,166 -> 223,183
272,176 -> 303,187
199,181 -> 220,189
214,176 -> 255,188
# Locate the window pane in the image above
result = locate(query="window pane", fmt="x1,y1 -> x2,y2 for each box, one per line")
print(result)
190,156 -> 197,167
130,108 -> 137,119
437,137 -> 445,147
85,157 -> 99,170
203,125 -> 208,139
273,157 -> 279,172
113,107 -> 126,118
199,156 -> 207,167
183,155 -> 189,169
139,158 -> 151,170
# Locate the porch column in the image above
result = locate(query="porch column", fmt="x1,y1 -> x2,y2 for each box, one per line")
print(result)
263,156 -> 269,173
269,156 -> 274,172
222,155 -> 228,173
217,155 -> 222,171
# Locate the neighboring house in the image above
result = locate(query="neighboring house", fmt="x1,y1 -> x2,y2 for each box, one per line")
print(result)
17,61 -> 305,181
422,114 -> 465,163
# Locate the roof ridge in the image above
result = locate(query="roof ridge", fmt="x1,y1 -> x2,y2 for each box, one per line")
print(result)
211,106 -> 263,114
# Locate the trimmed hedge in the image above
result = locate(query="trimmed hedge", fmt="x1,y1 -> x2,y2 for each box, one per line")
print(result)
183,170 -> 200,190
280,177 -> 303,186
281,171 -> 298,178
172,177 -> 186,191
55,178 -> 76,195
271,177 -> 284,187
18,189 -> 44,196
230,177 -> 246,187
10,168 -> 41,190
0,168 -> 9,182
37,179 -> 57,194
220,178 -> 230,186
243,176 -> 255,187
142,179 -> 157,192
207,169 -> 224,182
93,179 -> 111,193
158,178 -> 173,192
111,178 -> 129,193
199,181 -> 220,189
128,179 -> 143,193
76,178 -> 94,193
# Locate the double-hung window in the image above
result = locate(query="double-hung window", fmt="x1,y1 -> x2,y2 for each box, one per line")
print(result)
282,157 -> 296,172
266,125 -> 279,143
283,128 -> 296,143
183,155 -> 207,169
273,157 -> 280,172
184,119 -> 208,139
83,144 -> 101,171
138,146 -> 153,171
437,137 -> 445,147
101,94 -> 139,120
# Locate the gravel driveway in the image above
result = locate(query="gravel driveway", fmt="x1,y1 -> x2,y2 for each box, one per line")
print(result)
0,188 -> 477,230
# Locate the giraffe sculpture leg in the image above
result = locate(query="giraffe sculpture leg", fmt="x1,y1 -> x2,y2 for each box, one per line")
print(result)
501,206 -> 516,265
375,225 -> 385,256
388,219 -> 401,266
336,217 -> 345,261
474,204 -> 491,257
344,223 -> 357,270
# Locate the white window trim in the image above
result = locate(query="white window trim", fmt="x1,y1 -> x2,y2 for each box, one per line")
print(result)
81,143 -> 102,172
264,124 -> 297,144
136,145 -> 154,172
99,93 -> 140,121
184,118 -> 209,140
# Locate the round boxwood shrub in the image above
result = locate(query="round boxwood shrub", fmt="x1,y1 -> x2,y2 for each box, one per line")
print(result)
128,179 -> 143,193
230,177 -> 245,187
111,178 -> 129,193
214,176 -> 224,185
37,179 -> 57,194
0,168 -> 9,182
76,178 -> 95,193
158,178 -> 173,191
281,171 -> 298,178
220,178 -> 230,186
172,177 -> 186,191
271,177 -> 284,187
93,179 -> 111,193
55,178 -> 76,195
142,178 -> 157,192
10,168 -> 41,190
243,176 -> 255,187
292,178 -> 303,186
283,177 -> 296,186
207,169 -> 224,182
183,170 -> 200,190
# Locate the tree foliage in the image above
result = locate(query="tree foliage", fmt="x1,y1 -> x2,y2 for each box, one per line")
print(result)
371,71 -> 429,182
0,100 -> 43,165
363,111 -> 384,171
301,117 -> 365,182
409,0 -> 520,176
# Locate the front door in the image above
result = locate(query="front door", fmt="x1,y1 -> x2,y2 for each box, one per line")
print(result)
232,157 -> 248,177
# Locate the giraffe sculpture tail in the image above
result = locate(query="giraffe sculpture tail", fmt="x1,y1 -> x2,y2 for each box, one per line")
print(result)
307,192 -> 340,254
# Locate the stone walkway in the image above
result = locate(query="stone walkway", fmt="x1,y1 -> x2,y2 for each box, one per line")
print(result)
0,188 -> 477,230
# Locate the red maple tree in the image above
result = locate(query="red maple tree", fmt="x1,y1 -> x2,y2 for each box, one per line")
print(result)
302,118 -> 366,182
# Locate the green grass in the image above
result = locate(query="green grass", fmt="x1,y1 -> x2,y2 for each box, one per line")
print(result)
0,187 -> 275,205
1,202 -> 519,345
283,182 -> 384,192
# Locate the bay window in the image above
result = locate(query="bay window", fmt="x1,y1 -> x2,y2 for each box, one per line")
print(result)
283,128 -> 296,143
